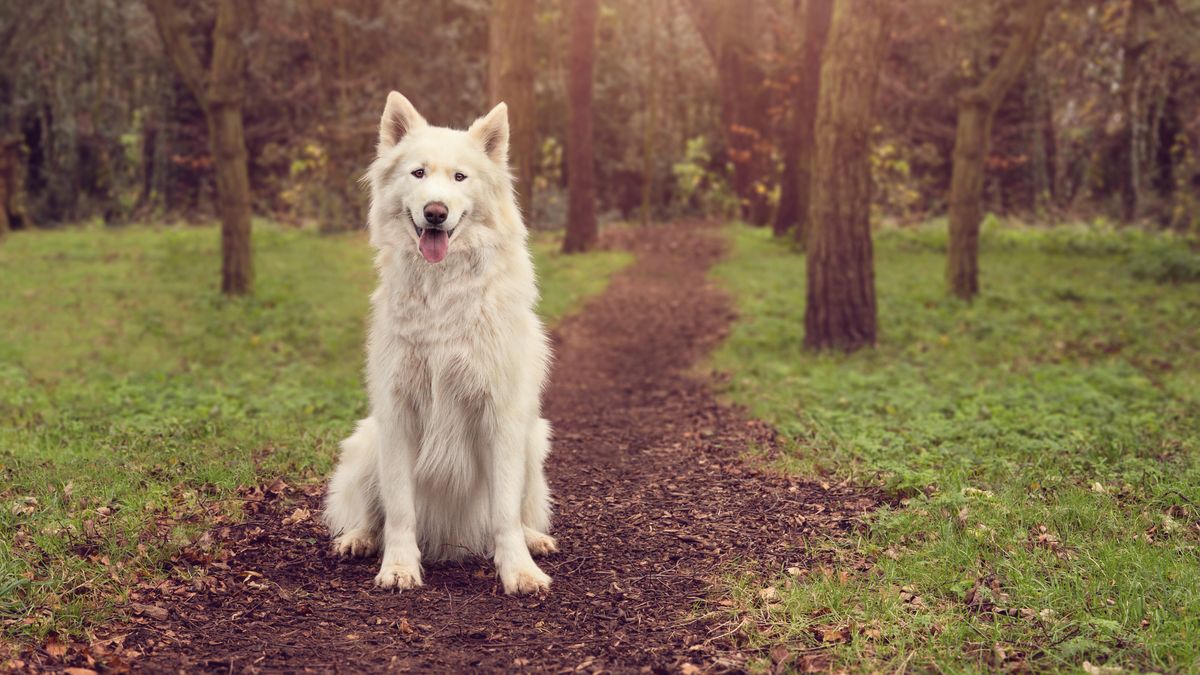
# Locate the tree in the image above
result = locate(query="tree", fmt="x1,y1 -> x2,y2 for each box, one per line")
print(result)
1119,0 -> 1153,223
489,0 -> 537,221
684,0 -> 774,225
803,0 -> 890,352
946,0 -> 1053,300
773,0 -> 834,242
639,0 -> 662,227
146,0 -> 254,295
562,0 -> 599,253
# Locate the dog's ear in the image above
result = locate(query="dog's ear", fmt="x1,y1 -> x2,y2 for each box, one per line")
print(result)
468,102 -> 509,165
379,91 -> 427,152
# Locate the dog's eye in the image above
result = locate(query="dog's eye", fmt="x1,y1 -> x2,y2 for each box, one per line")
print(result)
454,172 -> 467,182
411,168 -> 425,179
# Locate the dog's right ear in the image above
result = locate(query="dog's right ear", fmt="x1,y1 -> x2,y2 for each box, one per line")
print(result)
378,91 -> 427,152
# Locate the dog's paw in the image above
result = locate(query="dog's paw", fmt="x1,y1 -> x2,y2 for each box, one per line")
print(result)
500,563 -> 551,595
524,528 -> 558,557
331,529 -> 379,558
374,563 -> 423,590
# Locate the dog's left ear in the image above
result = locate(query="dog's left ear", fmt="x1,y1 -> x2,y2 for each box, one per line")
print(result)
468,102 -> 509,165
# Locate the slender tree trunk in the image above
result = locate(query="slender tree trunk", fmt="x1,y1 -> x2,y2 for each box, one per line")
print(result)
640,0 -> 660,227
209,104 -> 253,294
489,0 -> 537,221
1120,0 -> 1152,223
562,0 -> 598,254
803,0 -> 889,352
946,0 -> 1052,300
774,0 -> 833,242
146,0 -> 254,295
684,0 -> 773,225
0,145 -> 10,237
947,102 -> 990,299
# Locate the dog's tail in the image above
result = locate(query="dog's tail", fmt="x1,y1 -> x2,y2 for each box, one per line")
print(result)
322,417 -> 381,536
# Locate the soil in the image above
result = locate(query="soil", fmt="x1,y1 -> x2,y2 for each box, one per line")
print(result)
110,223 -> 880,672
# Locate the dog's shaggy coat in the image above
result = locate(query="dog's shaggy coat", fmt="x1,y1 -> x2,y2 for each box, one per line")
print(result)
323,93 -> 557,595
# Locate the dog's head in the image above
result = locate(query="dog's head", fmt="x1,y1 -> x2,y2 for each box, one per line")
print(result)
366,92 -> 514,263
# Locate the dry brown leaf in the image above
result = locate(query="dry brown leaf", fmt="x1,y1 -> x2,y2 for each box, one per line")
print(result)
131,603 -> 168,621
815,624 -> 851,644
44,637 -> 68,659
281,507 -> 311,526
1082,661 -> 1123,674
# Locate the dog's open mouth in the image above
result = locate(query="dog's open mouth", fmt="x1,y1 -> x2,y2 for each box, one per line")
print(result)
414,225 -> 455,264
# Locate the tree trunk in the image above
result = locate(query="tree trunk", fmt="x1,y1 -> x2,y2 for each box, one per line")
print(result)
684,0 -> 773,225
0,147 -> 10,237
489,0 -> 537,221
946,101 -> 989,299
146,0 -> 254,295
1120,0 -> 1152,223
562,0 -> 598,254
774,0 -> 833,242
640,0 -> 660,227
209,104 -> 253,294
946,0 -> 1052,300
803,0 -> 889,352
207,0 -> 253,294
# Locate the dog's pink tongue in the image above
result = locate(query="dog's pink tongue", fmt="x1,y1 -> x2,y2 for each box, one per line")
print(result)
419,229 -> 449,263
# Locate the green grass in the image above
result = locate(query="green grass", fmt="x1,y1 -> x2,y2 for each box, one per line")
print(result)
712,222 -> 1200,673
0,222 -> 631,642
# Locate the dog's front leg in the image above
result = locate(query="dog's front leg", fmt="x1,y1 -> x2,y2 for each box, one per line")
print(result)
374,410 -> 423,590
490,411 -> 551,595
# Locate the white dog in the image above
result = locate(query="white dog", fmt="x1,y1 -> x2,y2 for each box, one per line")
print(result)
322,92 -> 557,595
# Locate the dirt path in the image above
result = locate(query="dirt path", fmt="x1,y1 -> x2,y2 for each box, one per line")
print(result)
116,224 -> 878,673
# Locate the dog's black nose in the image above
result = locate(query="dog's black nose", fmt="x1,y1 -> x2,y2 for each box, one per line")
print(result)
423,202 -> 449,226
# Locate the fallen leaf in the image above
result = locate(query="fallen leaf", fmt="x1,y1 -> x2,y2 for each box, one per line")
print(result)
1082,661 -> 1123,674
769,643 -> 791,665
759,586 -> 779,602
815,624 -> 851,644
44,637 -> 68,659
282,507 -> 311,526
131,603 -> 168,621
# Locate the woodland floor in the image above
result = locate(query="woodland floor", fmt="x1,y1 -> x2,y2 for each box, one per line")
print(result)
102,224 -> 879,673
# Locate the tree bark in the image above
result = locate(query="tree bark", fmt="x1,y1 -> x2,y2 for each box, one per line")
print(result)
803,0 -> 889,353
489,0 -> 537,221
946,0 -> 1052,300
773,0 -> 833,242
146,0 -> 254,295
562,0 -> 598,254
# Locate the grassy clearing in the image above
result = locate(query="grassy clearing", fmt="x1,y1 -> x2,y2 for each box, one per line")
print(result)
0,222 -> 631,642
711,222 -> 1200,672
